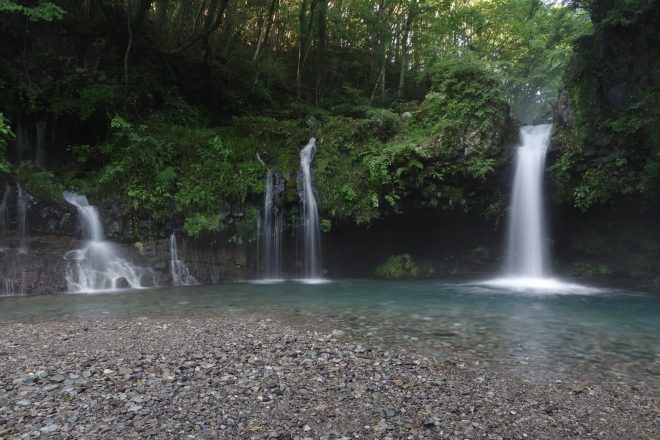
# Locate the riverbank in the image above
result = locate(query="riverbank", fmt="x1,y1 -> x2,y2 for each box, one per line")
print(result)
1,316 -> 657,439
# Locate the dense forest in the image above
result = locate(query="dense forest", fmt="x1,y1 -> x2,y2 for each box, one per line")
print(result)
0,0 -> 658,286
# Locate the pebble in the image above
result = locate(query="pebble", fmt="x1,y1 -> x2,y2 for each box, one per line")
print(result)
0,316 -> 656,439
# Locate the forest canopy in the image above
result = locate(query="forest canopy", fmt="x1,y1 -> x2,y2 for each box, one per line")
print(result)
0,0 -> 595,238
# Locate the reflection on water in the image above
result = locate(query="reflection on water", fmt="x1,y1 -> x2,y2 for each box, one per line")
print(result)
0,280 -> 658,385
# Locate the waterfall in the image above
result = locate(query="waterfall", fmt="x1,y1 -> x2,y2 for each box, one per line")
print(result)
258,169 -> 283,279
505,124 -> 552,277
1,273 -> 26,296
298,138 -> 322,280
0,183 -> 10,235
170,234 -> 198,286
16,183 -> 29,253
481,124 -> 593,292
63,191 -> 153,292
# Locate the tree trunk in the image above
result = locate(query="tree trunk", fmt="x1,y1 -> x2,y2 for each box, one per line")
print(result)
253,0 -> 278,62
124,0 -> 134,97
314,0 -> 327,104
397,1 -> 416,98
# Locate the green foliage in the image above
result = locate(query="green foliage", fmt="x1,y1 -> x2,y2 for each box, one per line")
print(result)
572,262 -> 612,278
73,116 -> 270,239
552,0 -> 660,211
0,0 -> 65,21
13,162 -> 64,204
311,56 -> 512,225
375,254 -> 420,279
320,218 -> 332,233
51,77 -> 121,120
0,113 -> 13,173
0,0 -> 589,241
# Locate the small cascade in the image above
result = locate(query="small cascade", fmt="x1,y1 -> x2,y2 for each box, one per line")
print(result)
169,234 -> 198,286
1,274 -> 26,296
298,138 -> 322,280
16,183 -> 29,252
63,191 -> 153,292
257,169 -> 284,279
0,183 -> 10,235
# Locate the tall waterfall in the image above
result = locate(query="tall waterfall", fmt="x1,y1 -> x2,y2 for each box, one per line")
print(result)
63,191 -> 152,292
170,234 -> 197,286
257,169 -> 283,279
16,183 -> 29,252
505,124 -> 552,277
481,124 -> 594,292
298,138 -> 322,280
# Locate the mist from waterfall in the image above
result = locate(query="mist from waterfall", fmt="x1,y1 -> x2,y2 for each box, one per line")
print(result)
63,191 -> 152,292
170,233 -> 198,286
257,169 -> 283,280
298,138 -> 322,281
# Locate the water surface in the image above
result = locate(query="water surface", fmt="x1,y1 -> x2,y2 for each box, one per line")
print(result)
1,280 -> 658,385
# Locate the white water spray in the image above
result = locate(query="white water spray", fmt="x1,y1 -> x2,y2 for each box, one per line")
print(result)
170,234 -> 198,286
299,138 -> 322,280
483,125 -> 594,293
63,191 -> 153,292
257,169 -> 283,280
506,124 -> 552,277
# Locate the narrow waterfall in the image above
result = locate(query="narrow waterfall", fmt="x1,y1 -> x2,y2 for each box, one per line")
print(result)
63,191 -> 152,292
169,234 -> 198,286
505,124 -> 552,278
258,169 -> 283,279
298,138 -> 322,279
16,183 -> 29,252
0,183 -> 10,235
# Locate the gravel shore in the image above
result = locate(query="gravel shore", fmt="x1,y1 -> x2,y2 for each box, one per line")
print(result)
1,316 -> 657,439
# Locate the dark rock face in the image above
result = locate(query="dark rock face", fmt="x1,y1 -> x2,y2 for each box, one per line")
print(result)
0,236 -> 70,295
549,0 -> 660,289
0,185 -> 248,294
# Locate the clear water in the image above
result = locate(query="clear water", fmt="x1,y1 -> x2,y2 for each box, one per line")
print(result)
0,280 -> 658,385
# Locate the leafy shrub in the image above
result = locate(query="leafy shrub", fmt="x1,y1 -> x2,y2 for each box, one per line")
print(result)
375,254 -> 420,279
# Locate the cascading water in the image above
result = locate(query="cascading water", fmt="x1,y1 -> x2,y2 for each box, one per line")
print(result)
506,124 -> 552,277
63,191 -> 153,292
169,233 -> 198,286
298,138 -> 323,281
484,125 -> 593,292
257,169 -> 283,280
16,183 -> 29,252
